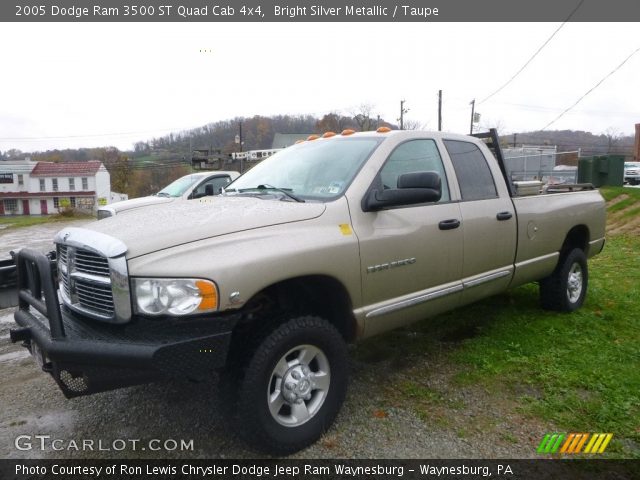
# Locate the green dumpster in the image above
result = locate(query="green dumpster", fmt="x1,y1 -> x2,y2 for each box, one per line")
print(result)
578,155 -> 625,187
578,157 -> 596,185
604,155 -> 625,187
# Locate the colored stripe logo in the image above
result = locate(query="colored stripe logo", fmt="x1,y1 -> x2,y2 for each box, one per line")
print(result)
537,433 -> 613,454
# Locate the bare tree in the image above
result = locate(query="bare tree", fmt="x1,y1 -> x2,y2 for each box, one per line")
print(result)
479,117 -> 508,135
402,119 -> 428,130
604,127 -> 622,154
351,103 -> 376,131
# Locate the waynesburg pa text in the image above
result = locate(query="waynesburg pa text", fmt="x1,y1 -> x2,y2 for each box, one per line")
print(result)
17,463 -> 507,477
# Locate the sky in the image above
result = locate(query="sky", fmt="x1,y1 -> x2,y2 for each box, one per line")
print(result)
1,22 -> 639,153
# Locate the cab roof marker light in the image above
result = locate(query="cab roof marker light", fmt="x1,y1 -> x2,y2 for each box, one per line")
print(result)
295,139 -> 305,144
376,126 -> 392,133
307,135 -> 320,141
341,129 -> 356,136
322,131 -> 337,138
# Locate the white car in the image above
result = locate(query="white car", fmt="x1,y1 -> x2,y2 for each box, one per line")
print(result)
624,162 -> 640,185
97,171 -> 240,219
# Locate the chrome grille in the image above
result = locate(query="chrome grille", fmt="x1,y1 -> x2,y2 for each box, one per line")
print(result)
75,250 -> 110,276
57,244 -> 115,320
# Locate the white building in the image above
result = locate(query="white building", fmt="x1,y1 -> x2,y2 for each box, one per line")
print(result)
0,160 -> 111,216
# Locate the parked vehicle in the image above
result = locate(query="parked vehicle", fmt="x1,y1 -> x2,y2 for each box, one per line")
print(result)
97,171 -> 240,219
10,129 -> 605,454
624,162 -> 640,185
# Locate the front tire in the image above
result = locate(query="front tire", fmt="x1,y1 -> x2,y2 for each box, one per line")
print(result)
540,248 -> 588,312
233,316 -> 348,455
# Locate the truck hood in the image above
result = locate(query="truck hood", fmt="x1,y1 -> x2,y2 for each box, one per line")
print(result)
84,196 -> 326,258
105,195 -> 174,212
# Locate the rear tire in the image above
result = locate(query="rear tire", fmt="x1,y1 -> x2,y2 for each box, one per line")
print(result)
231,316 -> 348,455
540,248 -> 588,312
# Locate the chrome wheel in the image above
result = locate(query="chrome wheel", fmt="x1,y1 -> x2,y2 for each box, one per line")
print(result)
566,262 -> 583,304
267,344 -> 330,427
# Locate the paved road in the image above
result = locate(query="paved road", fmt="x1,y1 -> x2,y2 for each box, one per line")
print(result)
0,219 -> 93,260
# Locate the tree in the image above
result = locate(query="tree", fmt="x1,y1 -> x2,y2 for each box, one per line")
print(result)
316,113 -> 351,133
402,119 -> 427,130
604,127 -> 622,154
351,103 -> 376,131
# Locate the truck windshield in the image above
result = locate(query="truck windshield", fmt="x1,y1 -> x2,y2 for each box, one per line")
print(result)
156,175 -> 201,197
227,137 -> 382,201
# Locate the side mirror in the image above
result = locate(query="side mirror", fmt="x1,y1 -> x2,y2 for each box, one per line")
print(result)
204,184 -> 214,196
363,171 -> 441,212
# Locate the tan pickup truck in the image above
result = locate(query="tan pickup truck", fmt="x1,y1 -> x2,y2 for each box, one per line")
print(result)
11,129 -> 605,454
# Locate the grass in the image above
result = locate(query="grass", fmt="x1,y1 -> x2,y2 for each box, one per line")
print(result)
0,213 -> 93,230
355,185 -> 640,457
452,235 -> 639,446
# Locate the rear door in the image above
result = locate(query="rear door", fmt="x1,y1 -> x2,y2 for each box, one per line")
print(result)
442,139 -> 517,303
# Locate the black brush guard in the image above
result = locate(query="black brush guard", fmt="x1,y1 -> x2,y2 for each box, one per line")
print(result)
10,248 -> 239,398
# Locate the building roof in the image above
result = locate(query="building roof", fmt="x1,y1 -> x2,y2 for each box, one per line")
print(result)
0,160 -> 38,174
271,133 -> 314,149
31,161 -> 104,177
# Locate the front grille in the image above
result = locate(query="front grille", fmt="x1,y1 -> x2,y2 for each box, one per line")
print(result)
58,244 -> 115,320
75,249 -> 110,276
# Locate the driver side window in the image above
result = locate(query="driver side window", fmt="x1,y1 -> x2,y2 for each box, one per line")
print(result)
380,139 -> 450,202
194,176 -> 231,196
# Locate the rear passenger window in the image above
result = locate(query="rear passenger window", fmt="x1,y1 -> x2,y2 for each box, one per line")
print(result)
443,140 -> 497,201
380,139 -> 450,202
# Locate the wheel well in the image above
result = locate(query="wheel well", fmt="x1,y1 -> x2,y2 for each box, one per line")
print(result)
237,275 -> 358,343
561,225 -> 589,257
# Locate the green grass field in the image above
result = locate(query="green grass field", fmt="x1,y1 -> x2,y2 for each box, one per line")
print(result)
0,213 -> 94,230
356,186 -> 640,457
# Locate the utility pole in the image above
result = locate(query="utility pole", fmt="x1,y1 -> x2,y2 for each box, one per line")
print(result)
513,133 -> 517,148
236,121 -> 244,173
438,90 -> 442,131
399,100 -> 409,130
469,99 -> 475,134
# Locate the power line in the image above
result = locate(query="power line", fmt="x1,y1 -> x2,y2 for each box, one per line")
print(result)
540,46 -> 640,131
478,0 -> 584,105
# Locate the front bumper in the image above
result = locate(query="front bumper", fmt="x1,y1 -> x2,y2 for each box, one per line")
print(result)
10,248 -> 239,398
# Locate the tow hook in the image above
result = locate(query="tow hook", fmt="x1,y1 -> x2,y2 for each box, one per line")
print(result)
9,327 -> 31,343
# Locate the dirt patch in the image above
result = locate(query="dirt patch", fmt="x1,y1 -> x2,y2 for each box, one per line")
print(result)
605,193 -> 630,208
606,196 -> 640,236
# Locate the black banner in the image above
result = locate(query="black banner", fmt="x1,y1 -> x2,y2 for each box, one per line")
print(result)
2,0 -> 640,22
0,459 -> 638,480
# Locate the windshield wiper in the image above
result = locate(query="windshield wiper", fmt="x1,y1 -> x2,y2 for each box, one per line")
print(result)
155,192 -> 171,197
237,185 -> 305,203
257,184 -> 305,203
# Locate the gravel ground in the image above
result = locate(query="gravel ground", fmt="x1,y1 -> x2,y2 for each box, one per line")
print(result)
0,220 -> 549,459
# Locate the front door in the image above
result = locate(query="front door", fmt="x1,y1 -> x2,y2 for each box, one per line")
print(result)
40,200 -> 48,215
22,200 -> 30,215
353,139 -> 464,336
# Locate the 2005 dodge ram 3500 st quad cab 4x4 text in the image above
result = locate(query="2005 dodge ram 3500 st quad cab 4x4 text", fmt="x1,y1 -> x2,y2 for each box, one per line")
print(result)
10,129 -> 605,454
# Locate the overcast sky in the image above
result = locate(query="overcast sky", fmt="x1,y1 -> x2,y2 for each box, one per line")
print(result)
1,22 -> 638,153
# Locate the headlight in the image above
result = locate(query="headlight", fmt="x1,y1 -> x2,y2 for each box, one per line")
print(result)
132,278 -> 218,316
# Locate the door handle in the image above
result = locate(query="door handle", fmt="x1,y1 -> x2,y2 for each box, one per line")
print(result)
438,219 -> 461,230
496,211 -> 513,221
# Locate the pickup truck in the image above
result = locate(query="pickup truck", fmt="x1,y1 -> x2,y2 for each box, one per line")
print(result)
10,129 -> 606,454
97,170 -> 239,219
